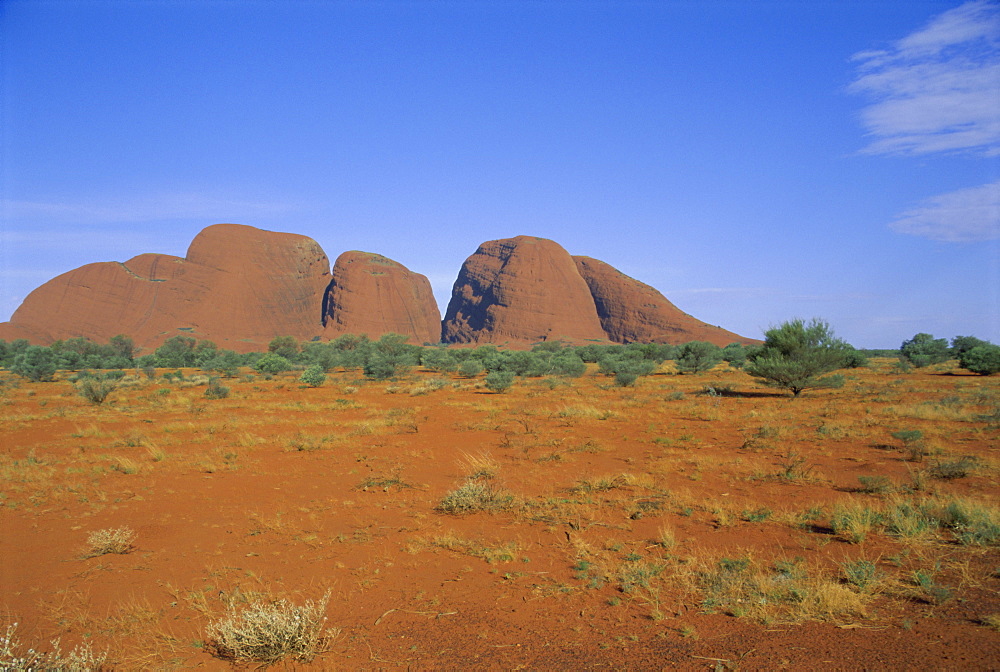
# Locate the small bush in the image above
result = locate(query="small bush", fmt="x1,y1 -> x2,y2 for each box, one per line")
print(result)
76,377 -> 118,405
206,591 -> 333,665
674,341 -> 723,374
485,370 -> 515,393
841,559 -> 884,592
614,370 -> 638,387
458,359 -> 484,378
928,456 -> 977,480
891,429 -> 925,462
254,353 -> 291,376
85,526 -> 136,557
204,379 -> 230,400
437,480 -> 514,514
299,364 -> 327,388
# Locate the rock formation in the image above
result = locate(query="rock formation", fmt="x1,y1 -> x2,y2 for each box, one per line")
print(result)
441,236 -> 607,345
0,225 -> 756,352
573,256 -> 754,346
0,224 -> 331,352
323,251 -> 440,344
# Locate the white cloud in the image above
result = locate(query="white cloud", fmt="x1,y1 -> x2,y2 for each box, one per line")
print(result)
890,179 -> 1000,241
850,0 -> 1000,155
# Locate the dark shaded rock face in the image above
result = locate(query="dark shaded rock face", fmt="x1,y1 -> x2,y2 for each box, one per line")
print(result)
573,256 -> 755,346
441,236 -> 607,345
0,224 -> 332,352
323,251 -> 440,345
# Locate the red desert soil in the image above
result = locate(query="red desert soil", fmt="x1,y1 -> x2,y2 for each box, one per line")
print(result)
1,360 -> 998,669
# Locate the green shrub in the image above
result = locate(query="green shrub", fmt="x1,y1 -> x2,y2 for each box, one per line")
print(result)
899,333 -> 950,368
485,370 -> 515,393
76,377 -> 118,405
952,335 -> 991,357
744,319 -> 851,396
940,499 -> 1000,546
458,359 -> 484,378
958,343 -> 1000,375
721,343 -> 747,368
10,346 -> 57,382
614,370 -> 638,387
300,365 -> 327,388
254,353 -> 291,376
268,335 -> 300,361
204,379 -> 230,399
421,348 -> 458,372
674,341 -> 723,374
154,335 -> 197,367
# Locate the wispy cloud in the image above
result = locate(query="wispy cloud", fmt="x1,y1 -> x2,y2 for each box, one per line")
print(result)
1,192 -> 300,225
890,179 -> 1000,241
850,0 -> 1000,156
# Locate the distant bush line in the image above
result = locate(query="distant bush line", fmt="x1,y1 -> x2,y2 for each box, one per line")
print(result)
0,326 -> 995,383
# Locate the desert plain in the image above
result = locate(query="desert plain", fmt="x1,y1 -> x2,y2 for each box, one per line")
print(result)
1,358 -> 999,669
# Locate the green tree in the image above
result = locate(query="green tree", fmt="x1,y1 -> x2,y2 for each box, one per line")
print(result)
744,318 -> 851,397
268,335 -> 300,361
899,333 -> 950,368
421,347 -> 458,373
363,333 -> 419,380
10,346 -> 57,382
721,343 -> 748,369
674,341 -> 723,374
193,340 -> 219,368
951,335 -> 991,358
155,336 -> 197,368
204,350 -> 242,378
958,343 -> 1000,375
108,334 -> 136,362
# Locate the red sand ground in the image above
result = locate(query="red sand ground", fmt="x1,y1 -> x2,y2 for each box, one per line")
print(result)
1,360 -> 998,669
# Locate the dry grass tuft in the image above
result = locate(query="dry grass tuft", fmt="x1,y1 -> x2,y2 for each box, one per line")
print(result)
206,591 -> 334,665
437,480 -> 515,514
85,526 -> 136,557
459,450 -> 500,480
1,621 -> 107,670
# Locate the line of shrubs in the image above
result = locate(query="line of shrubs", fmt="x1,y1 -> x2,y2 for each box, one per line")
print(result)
1,327 -> 996,385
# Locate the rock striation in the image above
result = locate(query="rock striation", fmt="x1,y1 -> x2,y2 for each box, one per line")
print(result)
441,236 -> 607,345
323,251 -> 440,344
573,256 -> 754,346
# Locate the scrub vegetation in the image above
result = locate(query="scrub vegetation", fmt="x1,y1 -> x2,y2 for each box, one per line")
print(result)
0,325 -> 998,668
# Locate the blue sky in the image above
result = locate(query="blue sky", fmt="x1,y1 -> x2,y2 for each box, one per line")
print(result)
1,0 -> 997,348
